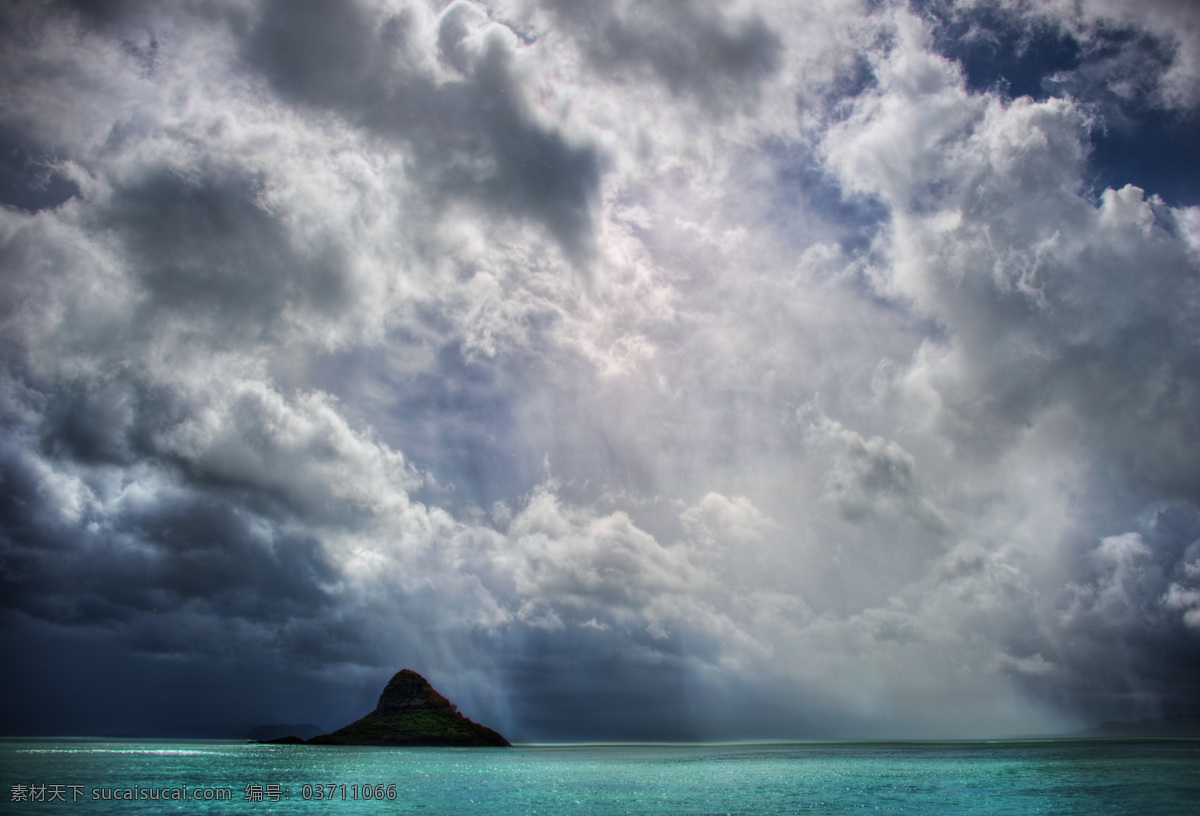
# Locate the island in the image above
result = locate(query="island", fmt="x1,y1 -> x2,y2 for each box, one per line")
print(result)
245,723 -> 324,741
267,669 -> 510,747
1066,714 -> 1200,738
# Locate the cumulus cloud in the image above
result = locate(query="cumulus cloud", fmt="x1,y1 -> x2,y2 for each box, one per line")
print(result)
802,412 -> 947,531
243,0 -> 603,257
535,0 -> 784,113
2,0 -> 1199,740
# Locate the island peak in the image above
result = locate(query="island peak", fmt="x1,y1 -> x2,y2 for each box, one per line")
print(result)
299,669 -> 510,747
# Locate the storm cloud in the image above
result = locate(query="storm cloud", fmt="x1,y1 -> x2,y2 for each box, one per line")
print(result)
1,0 -> 1199,741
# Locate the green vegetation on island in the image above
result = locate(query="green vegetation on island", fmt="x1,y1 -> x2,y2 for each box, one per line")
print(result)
267,669 -> 510,747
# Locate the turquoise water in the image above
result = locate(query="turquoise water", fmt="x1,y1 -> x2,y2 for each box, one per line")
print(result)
3,738 -> 1198,814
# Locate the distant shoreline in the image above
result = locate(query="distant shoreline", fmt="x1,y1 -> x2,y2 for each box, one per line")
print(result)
5,713 -> 1199,744
1056,714 -> 1200,739
4,734 -> 1200,746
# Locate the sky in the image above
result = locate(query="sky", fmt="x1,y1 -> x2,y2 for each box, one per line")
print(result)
1,0 -> 1199,742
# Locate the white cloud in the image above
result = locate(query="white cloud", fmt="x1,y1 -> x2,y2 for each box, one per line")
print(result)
1163,583 -> 1200,629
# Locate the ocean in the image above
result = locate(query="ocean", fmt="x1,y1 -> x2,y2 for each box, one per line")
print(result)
2,738 -> 1198,814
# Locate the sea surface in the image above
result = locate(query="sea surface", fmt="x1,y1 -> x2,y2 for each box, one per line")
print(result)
3,738 -> 1198,815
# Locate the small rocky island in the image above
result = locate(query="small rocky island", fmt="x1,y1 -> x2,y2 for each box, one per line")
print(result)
268,669 -> 510,747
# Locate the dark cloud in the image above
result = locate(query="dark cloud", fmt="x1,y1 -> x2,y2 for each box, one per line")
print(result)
542,0 -> 783,112
246,0 -> 411,108
54,0 -> 154,28
1005,506 -> 1200,718
500,634 -> 704,741
101,168 -> 350,341
0,617 -> 384,736
244,0 -> 601,256
0,439 -> 341,638
35,376 -> 173,466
